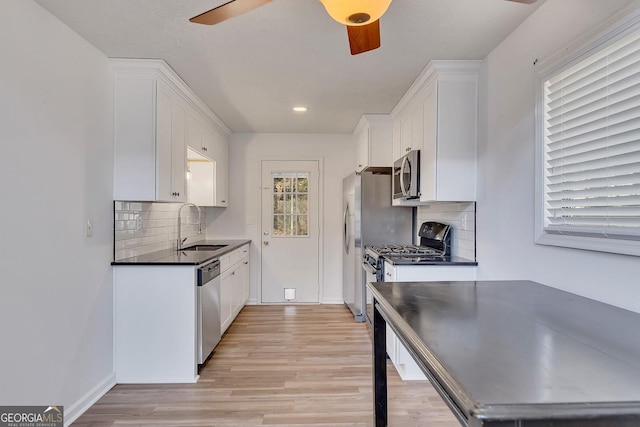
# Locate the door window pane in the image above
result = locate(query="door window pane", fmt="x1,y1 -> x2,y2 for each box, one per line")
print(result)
272,172 -> 309,237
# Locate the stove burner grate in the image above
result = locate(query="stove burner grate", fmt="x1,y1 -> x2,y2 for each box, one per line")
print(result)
367,244 -> 444,257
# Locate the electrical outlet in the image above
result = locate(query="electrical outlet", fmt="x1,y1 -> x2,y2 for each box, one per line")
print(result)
86,219 -> 93,237
462,214 -> 468,231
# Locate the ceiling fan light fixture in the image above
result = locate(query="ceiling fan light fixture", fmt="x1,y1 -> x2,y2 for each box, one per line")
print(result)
318,0 -> 392,26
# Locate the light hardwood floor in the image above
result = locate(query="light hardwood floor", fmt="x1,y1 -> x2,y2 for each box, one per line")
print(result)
73,305 -> 459,426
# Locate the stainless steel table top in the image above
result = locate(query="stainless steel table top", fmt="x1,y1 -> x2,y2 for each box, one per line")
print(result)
368,280 -> 640,423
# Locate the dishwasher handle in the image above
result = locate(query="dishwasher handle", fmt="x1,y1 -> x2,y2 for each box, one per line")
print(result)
197,259 -> 221,285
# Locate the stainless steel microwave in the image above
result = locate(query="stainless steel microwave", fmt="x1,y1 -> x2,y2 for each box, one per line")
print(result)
393,150 -> 420,200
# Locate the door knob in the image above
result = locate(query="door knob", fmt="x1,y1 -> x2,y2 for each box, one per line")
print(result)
263,241 -> 269,246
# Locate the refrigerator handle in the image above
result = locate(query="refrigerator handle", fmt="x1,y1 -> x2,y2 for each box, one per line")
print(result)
343,204 -> 350,255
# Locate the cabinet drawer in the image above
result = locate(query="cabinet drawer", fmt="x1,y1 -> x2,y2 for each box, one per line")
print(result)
220,254 -> 232,272
231,250 -> 243,265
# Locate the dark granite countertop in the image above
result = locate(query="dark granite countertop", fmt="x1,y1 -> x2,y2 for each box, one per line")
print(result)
383,255 -> 477,266
111,239 -> 251,266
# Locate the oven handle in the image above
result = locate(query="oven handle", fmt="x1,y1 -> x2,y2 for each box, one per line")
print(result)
362,261 -> 378,275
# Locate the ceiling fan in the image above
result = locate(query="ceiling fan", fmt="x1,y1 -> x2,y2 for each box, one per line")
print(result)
189,0 -> 538,56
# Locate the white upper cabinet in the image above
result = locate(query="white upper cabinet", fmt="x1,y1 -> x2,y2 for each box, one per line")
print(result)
112,59 -> 230,204
392,100 -> 423,160
209,130 -> 228,207
114,73 -> 185,202
185,104 -> 228,207
353,114 -> 393,171
391,60 -> 481,202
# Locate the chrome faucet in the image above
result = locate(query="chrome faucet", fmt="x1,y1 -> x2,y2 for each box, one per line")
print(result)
177,203 -> 202,250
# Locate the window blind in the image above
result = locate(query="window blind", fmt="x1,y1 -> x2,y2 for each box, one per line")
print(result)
542,28 -> 640,240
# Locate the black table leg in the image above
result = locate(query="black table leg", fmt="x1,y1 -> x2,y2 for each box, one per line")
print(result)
373,301 -> 387,427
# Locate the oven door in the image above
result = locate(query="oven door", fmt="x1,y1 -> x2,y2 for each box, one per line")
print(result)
363,261 -> 379,324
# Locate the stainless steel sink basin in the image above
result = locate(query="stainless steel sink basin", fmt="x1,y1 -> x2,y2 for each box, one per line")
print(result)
181,244 -> 227,252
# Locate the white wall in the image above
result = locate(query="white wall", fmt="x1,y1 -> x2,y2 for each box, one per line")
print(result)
0,1 -> 114,422
205,133 -> 354,304
477,0 -> 640,313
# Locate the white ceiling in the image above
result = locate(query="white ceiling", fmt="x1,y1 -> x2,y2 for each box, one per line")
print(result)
35,0 -> 544,134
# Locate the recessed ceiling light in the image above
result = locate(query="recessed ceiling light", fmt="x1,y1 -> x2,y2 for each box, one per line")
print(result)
293,106 -> 308,112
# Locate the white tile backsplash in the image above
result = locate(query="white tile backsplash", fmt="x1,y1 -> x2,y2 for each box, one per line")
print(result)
114,201 -> 206,260
416,202 -> 476,261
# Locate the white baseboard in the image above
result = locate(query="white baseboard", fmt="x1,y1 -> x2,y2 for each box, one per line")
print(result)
116,376 -> 199,384
64,373 -> 116,427
321,298 -> 344,305
248,300 -> 345,305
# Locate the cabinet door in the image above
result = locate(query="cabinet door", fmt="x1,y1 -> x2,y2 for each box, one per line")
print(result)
386,324 -> 397,364
392,121 -> 402,162
220,269 -> 233,333
355,128 -> 369,171
434,80 -> 478,201
155,82 -> 174,202
202,126 -> 215,155
211,133 -> 228,207
420,83 -> 438,202
157,81 -> 186,202
240,255 -> 250,304
186,112 -> 204,156
114,77 -> 157,201
384,261 -> 396,282
231,266 -> 243,317
368,116 -> 393,167
400,115 -> 412,154
171,101 -> 186,202
411,103 -> 423,155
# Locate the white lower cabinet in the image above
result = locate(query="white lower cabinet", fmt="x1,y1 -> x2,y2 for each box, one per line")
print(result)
386,325 -> 427,381
114,265 -> 198,384
220,268 -> 234,334
384,260 -> 477,381
220,244 -> 250,333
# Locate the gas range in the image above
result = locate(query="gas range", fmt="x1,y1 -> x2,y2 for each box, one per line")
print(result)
365,244 -> 446,257
363,222 -> 452,277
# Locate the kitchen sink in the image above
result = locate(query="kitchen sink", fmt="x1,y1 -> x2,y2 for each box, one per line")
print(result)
182,244 -> 227,251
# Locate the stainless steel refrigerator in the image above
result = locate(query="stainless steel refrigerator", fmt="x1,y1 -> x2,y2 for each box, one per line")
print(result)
342,167 -> 413,322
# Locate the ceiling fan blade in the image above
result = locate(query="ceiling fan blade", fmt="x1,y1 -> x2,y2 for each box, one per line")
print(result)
504,0 -> 537,4
190,0 -> 272,25
347,20 -> 381,55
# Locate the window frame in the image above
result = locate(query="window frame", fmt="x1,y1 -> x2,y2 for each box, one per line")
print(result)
271,171 -> 310,238
535,5 -> 640,257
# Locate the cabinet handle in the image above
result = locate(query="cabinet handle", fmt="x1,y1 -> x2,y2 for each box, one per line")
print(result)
244,261 -> 248,265
221,200 -> 226,203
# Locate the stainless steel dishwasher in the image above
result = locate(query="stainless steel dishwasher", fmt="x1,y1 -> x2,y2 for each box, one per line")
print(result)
197,259 -> 221,364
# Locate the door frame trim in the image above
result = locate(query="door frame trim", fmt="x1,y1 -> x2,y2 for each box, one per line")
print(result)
257,157 -> 324,304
